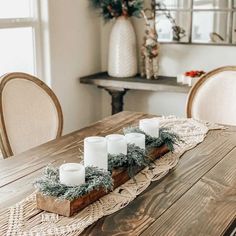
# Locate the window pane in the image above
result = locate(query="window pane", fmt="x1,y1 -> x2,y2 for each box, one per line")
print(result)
155,11 -> 190,42
234,0 -> 236,8
0,0 -> 32,19
192,11 -> 230,43
193,0 -> 231,9
0,27 -> 35,76
155,0 -> 191,9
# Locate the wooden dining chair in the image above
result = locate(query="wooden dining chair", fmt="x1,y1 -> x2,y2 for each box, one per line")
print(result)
186,66 -> 236,125
0,72 -> 63,158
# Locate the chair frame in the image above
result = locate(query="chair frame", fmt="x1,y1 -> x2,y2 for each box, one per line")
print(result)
186,66 -> 236,118
0,72 -> 63,158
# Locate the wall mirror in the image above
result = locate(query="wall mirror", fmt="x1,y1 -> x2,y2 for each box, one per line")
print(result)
155,0 -> 236,45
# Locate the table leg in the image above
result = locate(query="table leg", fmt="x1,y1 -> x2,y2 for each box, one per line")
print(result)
105,88 -> 128,115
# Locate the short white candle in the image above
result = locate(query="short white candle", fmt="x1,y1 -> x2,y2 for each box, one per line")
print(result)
182,75 -> 189,85
177,74 -> 184,83
84,136 -> 108,170
125,133 -> 145,149
106,134 -> 127,155
59,163 -> 85,187
139,118 -> 160,138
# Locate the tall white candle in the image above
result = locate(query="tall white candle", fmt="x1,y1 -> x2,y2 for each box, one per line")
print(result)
139,118 -> 160,138
84,136 -> 108,170
125,133 -> 145,149
59,163 -> 85,187
106,134 -> 127,155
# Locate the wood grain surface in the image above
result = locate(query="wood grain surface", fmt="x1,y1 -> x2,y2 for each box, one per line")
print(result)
0,111 -> 235,236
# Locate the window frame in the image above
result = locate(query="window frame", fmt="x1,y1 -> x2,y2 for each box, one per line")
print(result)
0,0 -> 43,77
155,0 -> 236,46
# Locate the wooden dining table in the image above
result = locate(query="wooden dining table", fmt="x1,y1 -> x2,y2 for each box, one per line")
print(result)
0,111 -> 236,236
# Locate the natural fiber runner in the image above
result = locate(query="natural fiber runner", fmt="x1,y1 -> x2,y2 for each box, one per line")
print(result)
0,117 -> 223,236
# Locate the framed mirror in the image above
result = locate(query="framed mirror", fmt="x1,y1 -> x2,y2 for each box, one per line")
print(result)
155,0 -> 236,45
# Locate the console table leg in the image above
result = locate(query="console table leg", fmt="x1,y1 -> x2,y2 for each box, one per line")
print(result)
105,89 -> 128,115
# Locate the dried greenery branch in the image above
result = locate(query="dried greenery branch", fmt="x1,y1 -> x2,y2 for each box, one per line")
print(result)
156,1 -> 186,41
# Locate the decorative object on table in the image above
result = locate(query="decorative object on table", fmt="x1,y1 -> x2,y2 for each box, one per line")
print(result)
59,163 -> 85,187
2,116 -> 223,236
139,118 -> 160,138
84,136 -> 108,170
123,126 -> 180,152
35,124 -> 180,216
89,0 -> 144,78
106,134 -> 127,155
140,8 -> 160,79
156,1 -> 186,41
177,70 -> 206,86
125,132 -> 145,149
36,146 -> 168,217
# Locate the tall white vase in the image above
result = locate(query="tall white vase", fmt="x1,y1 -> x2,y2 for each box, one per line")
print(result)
108,16 -> 138,78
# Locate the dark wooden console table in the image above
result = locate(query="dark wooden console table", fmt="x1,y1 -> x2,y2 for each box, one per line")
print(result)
80,72 -> 190,114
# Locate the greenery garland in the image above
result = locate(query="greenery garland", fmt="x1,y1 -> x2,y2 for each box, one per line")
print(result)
108,143 -> 153,178
34,166 -> 113,201
35,126 -> 181,200
123,126 -> 182,152
89,0 -> 144,21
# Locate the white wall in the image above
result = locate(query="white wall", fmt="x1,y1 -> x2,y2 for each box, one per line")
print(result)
47,0 -> 102,134
100,16 -> 236,118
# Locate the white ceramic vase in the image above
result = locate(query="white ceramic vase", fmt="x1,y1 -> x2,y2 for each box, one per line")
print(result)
108,16 -> 138,78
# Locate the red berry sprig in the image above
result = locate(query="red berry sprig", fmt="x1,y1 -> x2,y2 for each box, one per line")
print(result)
184,70 -> 205,78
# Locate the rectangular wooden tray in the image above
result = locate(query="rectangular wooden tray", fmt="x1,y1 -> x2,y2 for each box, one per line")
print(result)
36,145 -> 169,217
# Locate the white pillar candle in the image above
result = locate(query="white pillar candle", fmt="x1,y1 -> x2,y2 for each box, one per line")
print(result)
139,118 -> 160,138
182,75 -> 189,85
106,134 -> 127,155
125,133 -> 145,149
84,136 -> 108,170
59,163 -> 85,187
177,74 -> 184,83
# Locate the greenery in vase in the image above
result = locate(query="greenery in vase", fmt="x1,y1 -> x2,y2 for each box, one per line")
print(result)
89,0 -> 144,21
